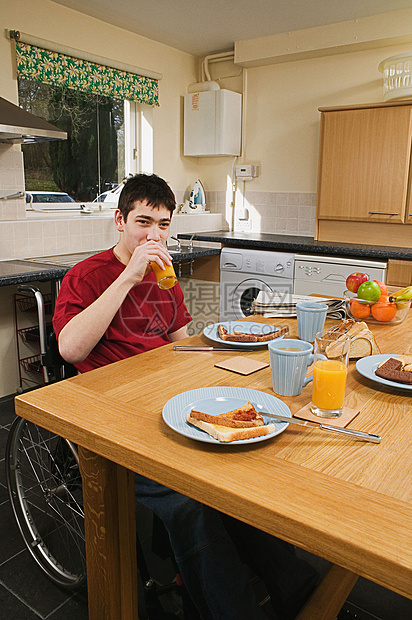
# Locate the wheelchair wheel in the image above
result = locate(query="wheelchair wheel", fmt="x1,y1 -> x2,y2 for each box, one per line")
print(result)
6,417 -> 86,589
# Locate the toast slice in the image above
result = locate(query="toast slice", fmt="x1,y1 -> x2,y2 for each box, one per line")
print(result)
218,324 -> 289,343
190,401 -> 264,428
218,324 -> 258,342
186,416 -> 276,442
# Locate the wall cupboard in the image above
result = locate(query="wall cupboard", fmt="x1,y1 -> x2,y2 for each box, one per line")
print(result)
317,101 -> 412,225
316,101 -> 412,282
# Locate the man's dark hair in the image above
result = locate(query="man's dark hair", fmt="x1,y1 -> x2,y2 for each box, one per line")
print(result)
118,174 -> 176,221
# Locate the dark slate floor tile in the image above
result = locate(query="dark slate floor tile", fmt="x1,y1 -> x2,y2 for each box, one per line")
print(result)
0,396 -> 16,427
348,576 -> 412,620
46,587 -> 88,620
0,583 -> 42,619
0,494 -> 26,565
0,549 -> 75,618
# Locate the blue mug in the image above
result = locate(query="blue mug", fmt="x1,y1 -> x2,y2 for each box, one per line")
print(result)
296,301 -> 328,343
268,339 -> 314,397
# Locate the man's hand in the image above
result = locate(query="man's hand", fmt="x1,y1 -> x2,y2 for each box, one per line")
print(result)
121,241 -> 172,286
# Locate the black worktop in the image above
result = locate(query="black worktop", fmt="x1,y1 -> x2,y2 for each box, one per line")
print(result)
0,246 -> 221,287
0,260 -> 69,287
178,231 -> 412,261
2,233 -> 410,287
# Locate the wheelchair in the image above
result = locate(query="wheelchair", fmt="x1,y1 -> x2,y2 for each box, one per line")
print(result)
5,285 -> 199,618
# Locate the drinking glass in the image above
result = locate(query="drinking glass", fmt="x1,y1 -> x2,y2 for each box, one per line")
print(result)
310,330 -> 350,418
150,261 -> 177,289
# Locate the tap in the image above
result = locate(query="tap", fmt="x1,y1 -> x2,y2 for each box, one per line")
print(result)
169,236 -> 181,251
188,234 -> 195,251
0,190 -> 25,201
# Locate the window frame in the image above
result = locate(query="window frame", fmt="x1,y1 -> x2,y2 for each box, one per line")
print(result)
125,101 -> 153,177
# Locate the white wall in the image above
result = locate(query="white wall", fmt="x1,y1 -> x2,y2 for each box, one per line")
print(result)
2,4 -> 412,207
196,21 -> 412,231
240,42 -> 412,193
0,0 -> 201,194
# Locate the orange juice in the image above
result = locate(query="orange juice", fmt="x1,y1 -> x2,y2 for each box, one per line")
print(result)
312,359 -> 347,410
150,261 -> 177,289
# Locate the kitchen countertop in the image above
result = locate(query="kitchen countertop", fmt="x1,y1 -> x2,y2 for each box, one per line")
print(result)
0,246 -> 221,287
177,231 -> 412,261
2,232 -> 410,287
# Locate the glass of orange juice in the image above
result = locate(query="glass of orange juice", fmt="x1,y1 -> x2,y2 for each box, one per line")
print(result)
150,260 -> 177,289
310,331 -> 350,418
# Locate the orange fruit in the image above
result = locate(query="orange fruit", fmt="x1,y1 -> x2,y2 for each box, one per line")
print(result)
371,296 -> 397,322
373,280 -> 388,296
350,298 -> 371,319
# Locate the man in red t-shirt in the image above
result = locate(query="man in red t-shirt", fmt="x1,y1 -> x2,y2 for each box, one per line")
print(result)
53,174 -> 191,371
53,174 -> 318,620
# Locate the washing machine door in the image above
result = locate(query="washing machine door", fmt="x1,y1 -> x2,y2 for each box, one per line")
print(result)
221,278 -> 273,321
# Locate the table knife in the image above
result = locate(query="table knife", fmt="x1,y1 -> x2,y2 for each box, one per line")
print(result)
173,345 -> 255,351
261,411 -> 381,443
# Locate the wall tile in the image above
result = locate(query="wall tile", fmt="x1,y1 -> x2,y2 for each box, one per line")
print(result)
287,193 -> 300,206
42,235 -> 59,255
275,193 -> 289,206
55,220 -> 69,237
235,191 -> 317,237
1,237 -> 15,258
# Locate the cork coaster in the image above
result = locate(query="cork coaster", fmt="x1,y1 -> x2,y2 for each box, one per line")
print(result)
294,403 -> 359,428
214,356 -> 269,376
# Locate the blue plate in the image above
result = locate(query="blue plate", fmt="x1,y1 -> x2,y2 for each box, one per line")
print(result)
356,354 -> 412,392
203,321 -> 284,348
162,386 -> 291,444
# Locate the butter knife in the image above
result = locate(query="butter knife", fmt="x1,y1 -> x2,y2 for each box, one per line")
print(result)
173,345 -> 255,351
261,411 -> 381,443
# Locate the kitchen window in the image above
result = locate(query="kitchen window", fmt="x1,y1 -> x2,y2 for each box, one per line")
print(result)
13,39 -> 158,206
18,79 -> 153,203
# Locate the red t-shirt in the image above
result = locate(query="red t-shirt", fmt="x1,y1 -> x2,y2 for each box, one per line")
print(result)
53,248 -> 192,373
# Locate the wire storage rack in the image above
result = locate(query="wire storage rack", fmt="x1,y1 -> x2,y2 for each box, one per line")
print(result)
14,291 -> 53,389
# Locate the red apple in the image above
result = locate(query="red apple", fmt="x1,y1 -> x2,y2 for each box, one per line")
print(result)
373,280 -> 388,296
346,272 -> 368,293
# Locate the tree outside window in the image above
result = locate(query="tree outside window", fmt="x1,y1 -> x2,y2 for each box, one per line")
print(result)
19,79 -> 125,202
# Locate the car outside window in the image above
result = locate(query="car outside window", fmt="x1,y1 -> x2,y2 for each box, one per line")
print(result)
26,192 -> 77,203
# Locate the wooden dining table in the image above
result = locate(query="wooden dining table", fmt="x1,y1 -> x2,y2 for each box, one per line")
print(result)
15,313 -> 412,620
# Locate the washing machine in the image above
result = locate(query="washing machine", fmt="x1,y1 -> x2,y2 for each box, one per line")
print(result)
219,248 -> 295,321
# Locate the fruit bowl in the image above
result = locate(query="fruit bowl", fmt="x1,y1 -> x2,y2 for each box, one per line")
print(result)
344,289 -> 411,325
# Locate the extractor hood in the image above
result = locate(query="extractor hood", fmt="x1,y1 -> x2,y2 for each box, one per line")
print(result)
0,96 -> 67,144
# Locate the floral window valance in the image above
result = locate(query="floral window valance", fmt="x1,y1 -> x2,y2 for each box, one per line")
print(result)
15,41 -> 159,106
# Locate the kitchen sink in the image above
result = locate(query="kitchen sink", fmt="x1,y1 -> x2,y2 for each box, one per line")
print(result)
167,245 -> 193,254
25,251 -> 102,268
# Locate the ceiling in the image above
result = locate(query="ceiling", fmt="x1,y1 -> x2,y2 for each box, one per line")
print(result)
52,0 -> 412,57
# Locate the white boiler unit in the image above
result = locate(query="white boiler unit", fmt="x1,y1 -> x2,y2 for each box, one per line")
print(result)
184,89 -> 242,157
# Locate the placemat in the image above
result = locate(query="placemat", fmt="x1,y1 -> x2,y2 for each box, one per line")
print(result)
214,356 -> 269,376
293,403 -> 359,427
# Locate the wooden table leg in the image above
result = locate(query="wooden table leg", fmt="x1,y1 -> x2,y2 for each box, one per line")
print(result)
296,564 -> 359,620
79,447 -> 139,619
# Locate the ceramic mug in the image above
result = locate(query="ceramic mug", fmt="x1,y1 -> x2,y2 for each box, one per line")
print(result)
268,339 -> 314,397
296,301 -> 328,343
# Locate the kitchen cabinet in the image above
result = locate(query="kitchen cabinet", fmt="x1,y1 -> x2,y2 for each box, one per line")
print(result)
387,259 -> 412,287
317,102 -> 412,224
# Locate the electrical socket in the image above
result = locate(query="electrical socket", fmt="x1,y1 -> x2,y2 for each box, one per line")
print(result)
236,218 -> 252,232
